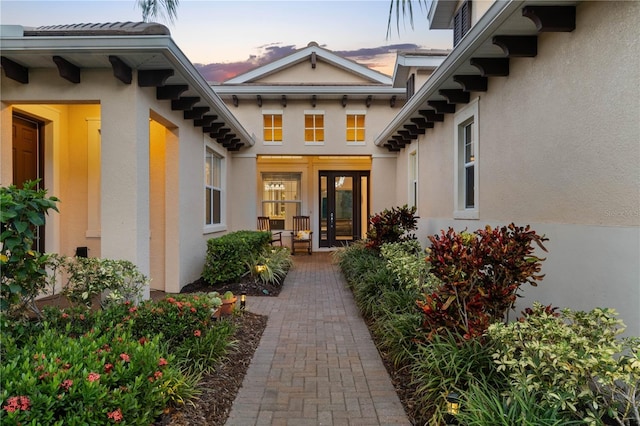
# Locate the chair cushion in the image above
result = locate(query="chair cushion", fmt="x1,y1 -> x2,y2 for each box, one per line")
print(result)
296,230 -> 311,240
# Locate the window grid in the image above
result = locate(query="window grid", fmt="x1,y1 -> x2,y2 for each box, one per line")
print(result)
346,113 -> 365,142
263,114 -> 283,142
305,114 -> 324,142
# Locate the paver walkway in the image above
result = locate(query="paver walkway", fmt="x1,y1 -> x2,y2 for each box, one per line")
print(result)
225,252 -> 410,426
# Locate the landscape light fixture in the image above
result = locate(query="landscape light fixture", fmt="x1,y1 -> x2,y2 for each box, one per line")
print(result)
446,392 -> 460,415
240,291 -> 246,310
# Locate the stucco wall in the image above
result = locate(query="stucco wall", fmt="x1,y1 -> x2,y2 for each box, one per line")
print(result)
403,1 -> 639,335
256,60 -> 376,84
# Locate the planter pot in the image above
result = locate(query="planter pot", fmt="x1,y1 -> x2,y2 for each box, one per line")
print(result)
219,297 -> 237,316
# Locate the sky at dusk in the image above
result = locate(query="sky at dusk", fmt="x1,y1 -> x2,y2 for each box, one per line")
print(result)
1,0 -> 453,82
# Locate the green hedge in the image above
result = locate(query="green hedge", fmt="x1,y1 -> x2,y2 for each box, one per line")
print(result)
202,231 -> 271,285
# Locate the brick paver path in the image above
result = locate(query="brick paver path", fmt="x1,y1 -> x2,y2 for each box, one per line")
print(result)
225,252 -> 410,426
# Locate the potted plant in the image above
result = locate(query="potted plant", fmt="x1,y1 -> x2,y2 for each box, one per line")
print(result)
219,290 -> 237,316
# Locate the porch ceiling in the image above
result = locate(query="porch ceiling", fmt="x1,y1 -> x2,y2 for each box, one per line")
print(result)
375,1 -> 580,152
0,22 -> 254,151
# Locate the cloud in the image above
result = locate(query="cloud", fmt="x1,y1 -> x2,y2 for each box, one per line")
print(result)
195,43 -> 421,83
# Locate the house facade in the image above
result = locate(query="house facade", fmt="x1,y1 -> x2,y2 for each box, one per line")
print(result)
376,0 -> 639,335
1,0 -> 638,336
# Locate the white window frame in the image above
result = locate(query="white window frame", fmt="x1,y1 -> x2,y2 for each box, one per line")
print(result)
204,143 -> 226,233
346,109 -> 366,146
262,109 -> 283,145
304,109 -> 325,145
409,148 -> 418,211
453,97 -> 479,219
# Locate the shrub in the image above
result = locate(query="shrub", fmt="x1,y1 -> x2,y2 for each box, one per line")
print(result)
0,322 -> 191,425
203,231 -> 271,285
419,223 -> 548,340
488,303 -> 640,424
0,180 -> 59,315
365,205 -> 418,250
410,332 -> 500,425
58,256 -> 148,308
248,246 -> 292,286
380,240 -> 440,292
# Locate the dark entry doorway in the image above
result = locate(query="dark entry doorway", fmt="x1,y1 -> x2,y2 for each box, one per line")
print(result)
319,171 -> 369,248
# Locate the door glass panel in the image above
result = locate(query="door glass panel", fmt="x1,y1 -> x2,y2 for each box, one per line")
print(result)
360,175 -> 368,240
320,176 -> 328,244
334,176 -> 353,240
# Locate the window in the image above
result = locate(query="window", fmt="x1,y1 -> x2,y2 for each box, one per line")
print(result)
304,111 -> 324,144
205,147 -> 223,227
454,98 -> 478,219
453,0 -> 472,47
346,111 -> 366,144
263,111 -> 283,144
261,173 -> 301,230
409,150 -> 418,210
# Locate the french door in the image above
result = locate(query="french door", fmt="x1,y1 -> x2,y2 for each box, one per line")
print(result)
319,171 -> 369,248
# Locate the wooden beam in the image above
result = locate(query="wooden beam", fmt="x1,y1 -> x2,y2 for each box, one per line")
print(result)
470,58 -> 510,77
184,106 -> 209,120
311,51 -> 317,69
426,101 -> 456,114
522,6 -> 576,32
257,95 -> 262,107
1,56 -> 28,84
311,95 -> 317,108
232,95 -> 239,107
108,55 -> 132,84
171,97 -> 200,111
210,127 -> 231,138
492,36 -> 538,57
203,122 -> 224,133
392,135 -> 408,147
156,84 -> 188,100
398,130 -> 418,140
453,75 -> 488,92
52,56 -> 80,83
342,95 -> 348,107
194,115 -> 218,127
384,143 -> 401,152
418,109 -> 444,122
281,95 -> 287,108
366,95 -> 372,108
138,69 -> 174,87
390,95 -> 396,107
404,124 -> 425,135
439,89 -> 470,104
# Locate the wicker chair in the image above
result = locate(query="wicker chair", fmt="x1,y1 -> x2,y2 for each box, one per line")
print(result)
290,216 -> 312,255
257,216 -> 282,246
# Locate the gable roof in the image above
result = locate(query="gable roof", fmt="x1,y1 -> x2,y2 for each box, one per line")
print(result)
225,41 -> 392,85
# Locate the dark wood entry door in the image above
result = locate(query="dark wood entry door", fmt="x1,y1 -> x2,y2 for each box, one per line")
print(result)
319,171 -> 369,248
12,115 -> 45,252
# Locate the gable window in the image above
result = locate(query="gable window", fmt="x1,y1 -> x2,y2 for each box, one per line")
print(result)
304,111 -> 324,144
454,98 -> 478,219
453,0 -> 472,47
205,147 -> 224,228
346,110 -> 365,144
263,111 -> 283,144
409,149 -> 418,210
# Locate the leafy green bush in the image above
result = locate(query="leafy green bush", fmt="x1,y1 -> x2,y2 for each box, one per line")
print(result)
365,204 -> 418,250
0,181 -> 59,315
203,230 -> 271,285
0,322 -> 191,425
420,224 -> 548,340
488,303 -> 640,424
380,240 -> 440,292
248,246 -> 292,286
409,332 -> 500,425
55,256 -> 148,308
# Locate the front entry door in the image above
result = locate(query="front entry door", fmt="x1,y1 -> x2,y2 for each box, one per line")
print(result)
319,171 -> 369,248
12,115 -> 45,252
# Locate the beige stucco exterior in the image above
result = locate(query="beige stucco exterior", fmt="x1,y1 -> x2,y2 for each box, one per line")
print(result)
392,1 -> 640,335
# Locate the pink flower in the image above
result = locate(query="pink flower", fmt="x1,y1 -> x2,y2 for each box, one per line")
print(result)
87,372 -> 101,382
190,307 -> 197,313
3,396 -> 31,412
107,408 -> 123,423
119,353 -> 130,362
158,358 -> 168,367
193,330 -> 201,337
104,363 -> 114,373
138,337 -> 148,345
128,306 -> 137,313
154,371 -> 163,380
60,379 -> 73,391
61,313 -> 69,319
